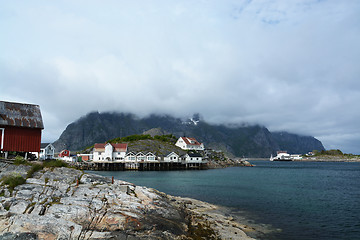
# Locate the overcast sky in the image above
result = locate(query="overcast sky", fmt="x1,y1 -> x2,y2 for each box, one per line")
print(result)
1,0 -> 360,154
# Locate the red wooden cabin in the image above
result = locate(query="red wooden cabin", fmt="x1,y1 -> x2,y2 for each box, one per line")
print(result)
0,101 -> 44,156
59,149 -> 70,157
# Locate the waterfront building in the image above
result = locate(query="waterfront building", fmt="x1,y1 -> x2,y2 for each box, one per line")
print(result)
163,152 -> 180,163
125,152 -> 136,162
175,137 -> 204,151
182,152 -> 203,163
93,143 -> 127,162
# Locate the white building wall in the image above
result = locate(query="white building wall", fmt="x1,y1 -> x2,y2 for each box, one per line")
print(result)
93,151 -> 104,161
164,153 -> 180,162
146,153 -> 156,162
175,138 -> 187,149
39,144 -> 55,160
183,155 -> 202,163
104,144 -> 113,161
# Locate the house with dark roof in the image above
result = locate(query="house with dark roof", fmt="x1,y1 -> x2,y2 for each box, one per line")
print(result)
182,152 -> 203,163
175,137 -> 204,151
0,101 -> 44,158
38,143 -> 55,160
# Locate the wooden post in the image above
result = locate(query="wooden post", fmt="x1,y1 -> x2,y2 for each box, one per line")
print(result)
112,176 -> 114,184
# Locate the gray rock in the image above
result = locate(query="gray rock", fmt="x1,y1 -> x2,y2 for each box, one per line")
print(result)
0,232 -> 38,240
0,165 -> 255,239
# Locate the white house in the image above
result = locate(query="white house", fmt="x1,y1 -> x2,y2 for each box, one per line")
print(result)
36,143 -> 55,160
136,152 -> 146,162
175,137 -> 204,151
93,143 -> 127,162
182,152 -> 203,163
146,152 -> 157,162
125,152 -> 136,162
163,152 -> 180,162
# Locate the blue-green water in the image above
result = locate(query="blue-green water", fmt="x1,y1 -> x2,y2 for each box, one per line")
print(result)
87,161 -> 360,240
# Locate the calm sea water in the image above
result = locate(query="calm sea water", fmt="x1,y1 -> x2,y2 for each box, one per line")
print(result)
87,161 -> 360,240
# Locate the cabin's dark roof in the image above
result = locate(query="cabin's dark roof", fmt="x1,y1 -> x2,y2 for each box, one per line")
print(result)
41,143 -> 52,148
0,101 -> 44,129
186,152 -> 203,157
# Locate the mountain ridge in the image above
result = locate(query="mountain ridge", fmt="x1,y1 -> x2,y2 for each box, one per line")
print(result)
53,111 -> 325,157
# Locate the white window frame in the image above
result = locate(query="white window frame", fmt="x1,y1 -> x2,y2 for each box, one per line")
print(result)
0,128 -> 4,150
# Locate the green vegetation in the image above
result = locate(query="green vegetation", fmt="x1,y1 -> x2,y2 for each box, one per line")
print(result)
1,174 -> 26,193
12,159 -> 70,178
107,134 -> 177,144
312,149 -> 360,158
313,149 -> 344,156
14,156 -> 29,166
43,159 -> 69,168
27,163 -> 43,178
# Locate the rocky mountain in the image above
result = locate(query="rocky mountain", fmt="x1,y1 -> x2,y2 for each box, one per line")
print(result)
53,112 -> 325,157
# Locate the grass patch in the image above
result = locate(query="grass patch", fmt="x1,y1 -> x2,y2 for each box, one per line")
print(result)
43,159 -> 69,168
1,174 -> 26,193
27,163 -> 44,178
13,156 -> 29,166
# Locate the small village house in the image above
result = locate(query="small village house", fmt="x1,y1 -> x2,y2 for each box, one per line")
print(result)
58,149 -> 79,162
145,152 -> 156,162
0,101 -> 44,158
38,143 -> 55,160
125,152 -> 136,162
77,153 -> 92,162
182,152 -> 203,163
163,152 -> 180,162
175,137 -> 204,151
59,149 -> 70,158
136,152 -> 146,162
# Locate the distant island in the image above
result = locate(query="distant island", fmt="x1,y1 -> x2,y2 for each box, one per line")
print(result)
270,149 -> 360,162
299,149 -> 360,162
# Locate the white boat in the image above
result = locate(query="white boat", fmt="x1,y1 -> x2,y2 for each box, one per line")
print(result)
270,151 -> 295,161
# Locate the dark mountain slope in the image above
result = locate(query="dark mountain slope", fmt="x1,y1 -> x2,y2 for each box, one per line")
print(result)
53,112 -> 325,157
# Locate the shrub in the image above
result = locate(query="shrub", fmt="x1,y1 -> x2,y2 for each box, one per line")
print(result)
1,174 -> 26,192
14,156 -> 28,166
27,163 -> 44,178
43,159 -> 69,168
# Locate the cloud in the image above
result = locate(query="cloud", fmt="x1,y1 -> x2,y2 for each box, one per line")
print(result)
1,0 -> 359,153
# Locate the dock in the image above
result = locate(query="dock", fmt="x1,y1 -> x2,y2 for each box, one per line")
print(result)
75,162 -> 207,171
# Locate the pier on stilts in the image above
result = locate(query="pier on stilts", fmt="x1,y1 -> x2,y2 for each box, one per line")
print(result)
76,162 -> 206,171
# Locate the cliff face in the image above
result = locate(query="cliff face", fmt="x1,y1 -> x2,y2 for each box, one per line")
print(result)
53,112 -> 325,157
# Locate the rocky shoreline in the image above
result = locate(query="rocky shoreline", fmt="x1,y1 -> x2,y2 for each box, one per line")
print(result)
0,162 -> 262,239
